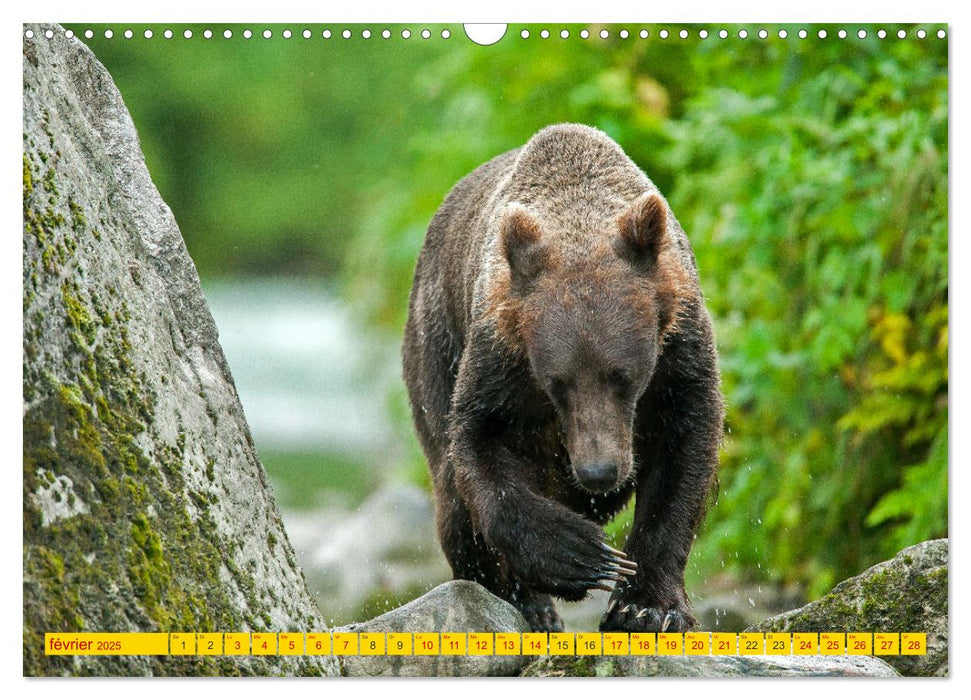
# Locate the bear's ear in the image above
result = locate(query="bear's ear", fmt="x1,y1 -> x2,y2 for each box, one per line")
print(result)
614,193 -> 667,271
501,206 -> 548,295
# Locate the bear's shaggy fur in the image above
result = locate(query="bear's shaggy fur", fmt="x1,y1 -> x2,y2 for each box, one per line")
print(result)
402,124 -> 723,632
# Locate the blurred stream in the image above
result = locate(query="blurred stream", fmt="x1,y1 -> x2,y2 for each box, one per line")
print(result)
204,277 -> 451,624
204,277 -> 399,462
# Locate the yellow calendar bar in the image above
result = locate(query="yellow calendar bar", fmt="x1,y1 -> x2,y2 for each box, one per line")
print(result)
794,633 -> 818,655
169,632 -> 195,655
224,632 -> 250,655
332,632 -> 358,656
630,633 -> 656,655
43,631 -> 929,656
306,632 -> 331,655
252,632 -> 277,656
196,633 -> 222,656
414,632 -> 439,655
847,633 -> 872,655
820,632 -> 846,655
576,632 -> 601,655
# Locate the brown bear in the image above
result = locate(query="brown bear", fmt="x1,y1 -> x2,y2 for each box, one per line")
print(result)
402,124 -> 723,633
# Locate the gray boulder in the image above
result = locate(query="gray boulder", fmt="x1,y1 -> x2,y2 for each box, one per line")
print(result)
339,580 -> 530,676
22,24 -> 336,676
522,653 -> 898,677
750,539 -> 948,677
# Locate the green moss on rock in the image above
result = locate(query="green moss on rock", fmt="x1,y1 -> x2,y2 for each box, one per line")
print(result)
23,153 -> 33,198
21,119 -> 247,677
68,197 -> 87,233
750,540 -> 948,676
520,655 -> 598,678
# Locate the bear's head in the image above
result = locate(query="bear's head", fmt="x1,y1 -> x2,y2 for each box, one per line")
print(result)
495,193 -> 687,493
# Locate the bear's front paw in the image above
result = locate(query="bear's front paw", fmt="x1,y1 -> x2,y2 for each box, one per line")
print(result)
495,509 -> 638,601
530,538 -> 638,602
513,592 -> 564,633
598,589 -> 695,633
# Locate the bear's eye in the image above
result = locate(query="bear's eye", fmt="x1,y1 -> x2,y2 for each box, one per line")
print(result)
606,369 -> 631,394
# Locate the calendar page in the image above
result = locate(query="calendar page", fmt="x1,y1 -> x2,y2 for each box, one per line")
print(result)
22,19 -> 948,679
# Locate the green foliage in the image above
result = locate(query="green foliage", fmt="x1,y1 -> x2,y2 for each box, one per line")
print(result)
260,449 -> 377,510
666,33 -> 948,596
76,24 -> 947,596
71,24 -> 465,277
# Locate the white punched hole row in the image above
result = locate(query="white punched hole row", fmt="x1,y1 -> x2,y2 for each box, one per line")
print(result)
25,26 -> 947,43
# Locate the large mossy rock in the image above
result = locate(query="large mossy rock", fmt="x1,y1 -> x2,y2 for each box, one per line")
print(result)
22,24 -> 337,676
750,539 -> 948,677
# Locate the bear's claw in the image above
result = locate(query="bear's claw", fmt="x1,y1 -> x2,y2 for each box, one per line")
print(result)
598,542 -> 638,578
591,545 -> 638,590
599,596 -> 693,633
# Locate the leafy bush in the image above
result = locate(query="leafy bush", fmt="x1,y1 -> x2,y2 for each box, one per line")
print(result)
665,35 -> 948,596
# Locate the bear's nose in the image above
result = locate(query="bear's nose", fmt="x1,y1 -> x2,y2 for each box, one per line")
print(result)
575,462 -> 618,493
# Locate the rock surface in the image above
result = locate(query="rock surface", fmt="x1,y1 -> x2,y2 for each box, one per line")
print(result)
522,653 -> 898,677
339,581 -> 530,676
750,539 -> 948,677
287,484 -> 450,625
22,24 -> 337,676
